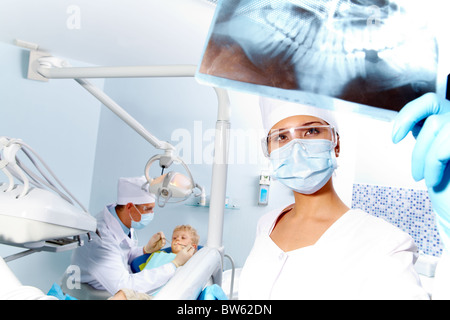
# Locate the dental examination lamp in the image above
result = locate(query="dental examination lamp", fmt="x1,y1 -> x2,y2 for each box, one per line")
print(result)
0,136 -> 97,260
145,151 -> 206,208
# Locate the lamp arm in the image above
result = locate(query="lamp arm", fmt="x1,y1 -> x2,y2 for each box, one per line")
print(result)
34,57 -> 175,152
74,78 -> 175,152
144,154 -> 161,184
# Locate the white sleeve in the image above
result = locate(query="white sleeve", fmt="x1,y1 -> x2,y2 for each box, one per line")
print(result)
128,245 -> 144,264
0,257 -> 57,300
360,231 -> 430,300
86,240 -> 176,295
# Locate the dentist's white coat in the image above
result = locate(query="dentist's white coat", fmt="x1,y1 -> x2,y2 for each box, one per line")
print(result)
71,204 -> 176,295
239,208 -> 430,300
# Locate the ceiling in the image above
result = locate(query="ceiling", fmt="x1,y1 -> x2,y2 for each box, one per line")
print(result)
0,0 -> 216,66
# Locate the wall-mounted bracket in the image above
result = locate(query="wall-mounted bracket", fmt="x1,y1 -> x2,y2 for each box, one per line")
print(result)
27,50 -> 51,82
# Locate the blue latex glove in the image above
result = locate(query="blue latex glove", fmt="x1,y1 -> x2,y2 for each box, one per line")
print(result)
197,284 -> 228,300
47,283 -> 77,300
392,93 -> 450,248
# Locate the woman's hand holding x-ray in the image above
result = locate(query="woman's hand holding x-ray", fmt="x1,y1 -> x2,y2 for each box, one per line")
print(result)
392,93 -> 450,248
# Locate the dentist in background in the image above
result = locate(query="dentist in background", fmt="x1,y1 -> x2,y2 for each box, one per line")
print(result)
69,176 -> 193,297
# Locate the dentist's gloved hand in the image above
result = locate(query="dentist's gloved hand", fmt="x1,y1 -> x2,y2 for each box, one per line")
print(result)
172,245 -> 195,268
144,231 -> 166,254
392,93 -> 450,248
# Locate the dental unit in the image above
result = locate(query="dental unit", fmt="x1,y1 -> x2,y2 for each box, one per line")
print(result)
5,40 -> 231,299
0,136 -> 97,261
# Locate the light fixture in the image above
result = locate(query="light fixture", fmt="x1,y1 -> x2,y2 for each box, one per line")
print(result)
144,150 -> 206,207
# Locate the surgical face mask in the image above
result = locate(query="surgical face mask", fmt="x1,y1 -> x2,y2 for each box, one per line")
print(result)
130,204 -> 154,230
269,139 -> 337,194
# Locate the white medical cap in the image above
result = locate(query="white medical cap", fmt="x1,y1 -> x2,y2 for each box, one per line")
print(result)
260,97 -> 339,137
117,176 -> 156,205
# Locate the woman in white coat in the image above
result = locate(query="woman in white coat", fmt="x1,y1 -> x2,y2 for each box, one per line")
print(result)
69,176 -> 193,297
239,98 -> 429,300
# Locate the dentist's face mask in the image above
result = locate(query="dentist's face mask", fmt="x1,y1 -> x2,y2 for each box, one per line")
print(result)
130,204 -> 154,229
265,125 -> 338,195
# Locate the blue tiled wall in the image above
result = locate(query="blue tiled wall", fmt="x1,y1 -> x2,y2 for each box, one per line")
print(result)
352,184 -> 443,257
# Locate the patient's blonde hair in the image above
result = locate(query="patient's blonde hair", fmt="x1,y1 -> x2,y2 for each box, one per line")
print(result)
173,225 -> 200,246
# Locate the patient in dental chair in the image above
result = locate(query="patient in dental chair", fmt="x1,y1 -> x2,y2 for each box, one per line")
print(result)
109,225 -> 199,300
139,225 -> 199,271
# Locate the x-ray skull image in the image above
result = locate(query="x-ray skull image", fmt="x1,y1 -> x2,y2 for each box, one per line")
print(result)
198,0 -> 438,112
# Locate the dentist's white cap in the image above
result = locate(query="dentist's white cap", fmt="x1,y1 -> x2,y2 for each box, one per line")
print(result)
260,97 -> 339,137
117,176 -> 156,205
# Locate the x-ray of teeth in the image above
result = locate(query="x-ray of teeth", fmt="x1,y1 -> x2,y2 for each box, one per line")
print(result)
197,0 -> 440,116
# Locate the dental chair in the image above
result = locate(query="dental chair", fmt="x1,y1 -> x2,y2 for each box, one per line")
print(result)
59,267 -> 111,300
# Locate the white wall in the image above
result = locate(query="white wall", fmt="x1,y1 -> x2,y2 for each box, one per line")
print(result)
0,42 -> 103,292
332,107 -> 428,192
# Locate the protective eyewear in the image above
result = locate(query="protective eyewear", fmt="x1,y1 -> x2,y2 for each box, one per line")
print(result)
262,125 -> 337,157
134,204 -> 154,214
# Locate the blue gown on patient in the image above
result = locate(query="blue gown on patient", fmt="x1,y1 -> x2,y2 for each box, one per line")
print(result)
139,251 -> 176,271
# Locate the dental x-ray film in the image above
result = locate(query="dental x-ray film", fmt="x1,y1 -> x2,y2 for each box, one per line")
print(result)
196,0 -> 440,119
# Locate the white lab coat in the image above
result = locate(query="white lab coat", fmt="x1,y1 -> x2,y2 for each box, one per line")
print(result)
239,208 -> 429,300
71,204 -> 176,295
